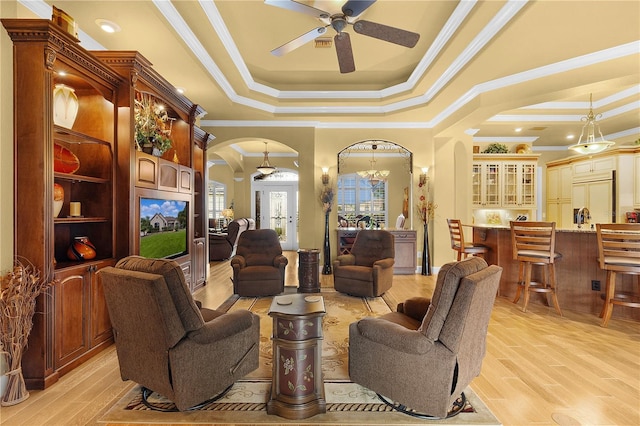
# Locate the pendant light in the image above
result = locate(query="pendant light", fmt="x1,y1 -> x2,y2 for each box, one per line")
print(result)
357,144 -> 389,186
257,141 -> 276,175
568,94 -> 615,155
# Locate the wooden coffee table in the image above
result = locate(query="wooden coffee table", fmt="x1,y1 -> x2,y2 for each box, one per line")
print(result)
266,293 -> 326,419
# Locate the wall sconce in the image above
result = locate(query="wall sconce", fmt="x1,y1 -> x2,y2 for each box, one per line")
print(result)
419,167 -> 429,186
322,167 -> 329,185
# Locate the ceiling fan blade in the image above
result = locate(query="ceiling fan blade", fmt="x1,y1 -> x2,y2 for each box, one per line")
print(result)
353,20 -> 420,48
264,0 -> 331,19
335,32 -> 355,74
342,0 -> 376,17
271,26 -> 328,56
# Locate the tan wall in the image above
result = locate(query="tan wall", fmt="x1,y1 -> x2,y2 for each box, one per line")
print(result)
206,126 -> 441,270
0,1 -> 17,271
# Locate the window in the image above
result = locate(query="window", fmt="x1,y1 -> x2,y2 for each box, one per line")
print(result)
336,174 -> 387,227
208,181 -> 226,220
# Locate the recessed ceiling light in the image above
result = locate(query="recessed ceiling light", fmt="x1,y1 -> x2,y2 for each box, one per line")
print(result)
176,87 -> 185,94
57,70 -> 67,76
95,19 -> 121,33
514,128 -> 522,133
566,134 -> 575,140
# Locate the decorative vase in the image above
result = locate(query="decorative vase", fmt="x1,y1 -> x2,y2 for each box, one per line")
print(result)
67,236 -> 97,261
53,183 -> 64,217
422,223 -> 431,276
322,211 -> 332,275
0,365 -> 28,406
53,84 -> 79,129
53,143 -> 80,174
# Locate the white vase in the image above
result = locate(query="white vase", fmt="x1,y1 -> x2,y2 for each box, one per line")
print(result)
53,84 -> 79,129
0,352 -> 7,400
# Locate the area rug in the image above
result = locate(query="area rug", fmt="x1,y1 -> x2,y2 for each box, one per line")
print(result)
98,288 -> 501,425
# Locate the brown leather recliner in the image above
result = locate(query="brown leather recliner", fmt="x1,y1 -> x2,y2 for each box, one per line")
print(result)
349,257 -> 502,418
231,229 -> 288,296
333,230 -> 395,297
209,218 -> 255,261
99,256 -> 260,411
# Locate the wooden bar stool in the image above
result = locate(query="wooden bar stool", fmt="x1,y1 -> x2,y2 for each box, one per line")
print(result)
510,221 -> 562,315
596,223 -> 640,327
447,219 -> 489,261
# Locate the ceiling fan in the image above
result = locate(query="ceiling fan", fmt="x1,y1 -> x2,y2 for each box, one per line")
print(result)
265,0 -> 420,73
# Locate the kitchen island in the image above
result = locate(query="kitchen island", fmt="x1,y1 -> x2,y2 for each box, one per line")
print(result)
473,224 -> 639,322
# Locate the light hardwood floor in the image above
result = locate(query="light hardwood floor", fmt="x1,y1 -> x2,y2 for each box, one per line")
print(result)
1,252 -> 638,425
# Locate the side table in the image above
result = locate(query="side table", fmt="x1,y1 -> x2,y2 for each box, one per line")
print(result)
297,248 -> 320,293
267,294 -> 326,419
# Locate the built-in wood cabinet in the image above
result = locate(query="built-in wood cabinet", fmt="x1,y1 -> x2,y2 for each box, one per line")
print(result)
3,19 -> 211,389
336,229 -> 417,274
2,19 -> 123,389
93,51 -> 208,289
572,156 -> 615,182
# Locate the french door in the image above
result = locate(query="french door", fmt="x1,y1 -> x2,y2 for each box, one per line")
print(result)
254,183 -> 298,251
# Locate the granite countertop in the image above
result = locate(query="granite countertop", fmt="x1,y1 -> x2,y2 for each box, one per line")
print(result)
471,224 -> 597,233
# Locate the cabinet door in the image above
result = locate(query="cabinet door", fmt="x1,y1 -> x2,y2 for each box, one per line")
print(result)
389,230 -> 417,274
547,167 -> 560,201
559,166 -> 573,200
588,181 -> 614,224
54,269 -> 89,369
90,262 -> 114,347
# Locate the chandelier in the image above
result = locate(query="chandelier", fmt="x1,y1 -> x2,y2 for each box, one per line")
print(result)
257,141 -> 276,175
568,94 -> 615,155
357,144 -> 389,186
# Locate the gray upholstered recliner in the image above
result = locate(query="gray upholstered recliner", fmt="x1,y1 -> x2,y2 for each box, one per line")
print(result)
333,230 -> 395,297
99,256 -> 260,411
349,257 -> 502,418
231,229 -> 288,297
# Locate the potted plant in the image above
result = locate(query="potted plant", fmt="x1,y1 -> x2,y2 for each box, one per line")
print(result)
134,93 -> 174,156
482,143 -> 510,154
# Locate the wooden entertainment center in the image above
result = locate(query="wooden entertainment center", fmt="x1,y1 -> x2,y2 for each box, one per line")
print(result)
2,19 -> 212,389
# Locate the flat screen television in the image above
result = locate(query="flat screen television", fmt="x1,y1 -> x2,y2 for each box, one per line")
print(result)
139,197 -> 188,259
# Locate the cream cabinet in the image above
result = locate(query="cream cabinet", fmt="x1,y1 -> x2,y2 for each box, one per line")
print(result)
471,161 -> 501,208
572,156 -> 615,182
546,165 -> 573,228
472,155 -> 539,209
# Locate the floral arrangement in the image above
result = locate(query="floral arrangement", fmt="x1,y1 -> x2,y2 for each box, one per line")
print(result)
319,182 -> 334,213
416,178 -> 437,224
0,258 -> 51,405
134,93 -> 174,155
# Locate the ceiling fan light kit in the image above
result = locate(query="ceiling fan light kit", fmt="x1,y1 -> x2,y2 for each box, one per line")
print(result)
267,0 -> 420,73
568,94 -> 615,155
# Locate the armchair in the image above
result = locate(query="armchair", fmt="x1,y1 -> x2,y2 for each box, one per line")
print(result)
231,229 -> 288,296
99,256 -> 260,411
349,257 -> 502,418
209,217 -> 255,261
333,230 -> 394,297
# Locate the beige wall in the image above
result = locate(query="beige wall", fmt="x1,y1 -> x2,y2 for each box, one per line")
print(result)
0,1 -> 16,271
206,126 -> 447,270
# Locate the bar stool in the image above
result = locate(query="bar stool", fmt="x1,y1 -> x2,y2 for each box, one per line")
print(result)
447,219 -> 489,261
596,223 -> 640,327
510,221 -> 562,315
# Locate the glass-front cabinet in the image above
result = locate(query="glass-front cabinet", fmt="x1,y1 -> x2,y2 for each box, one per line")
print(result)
472,154 -> 539,226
